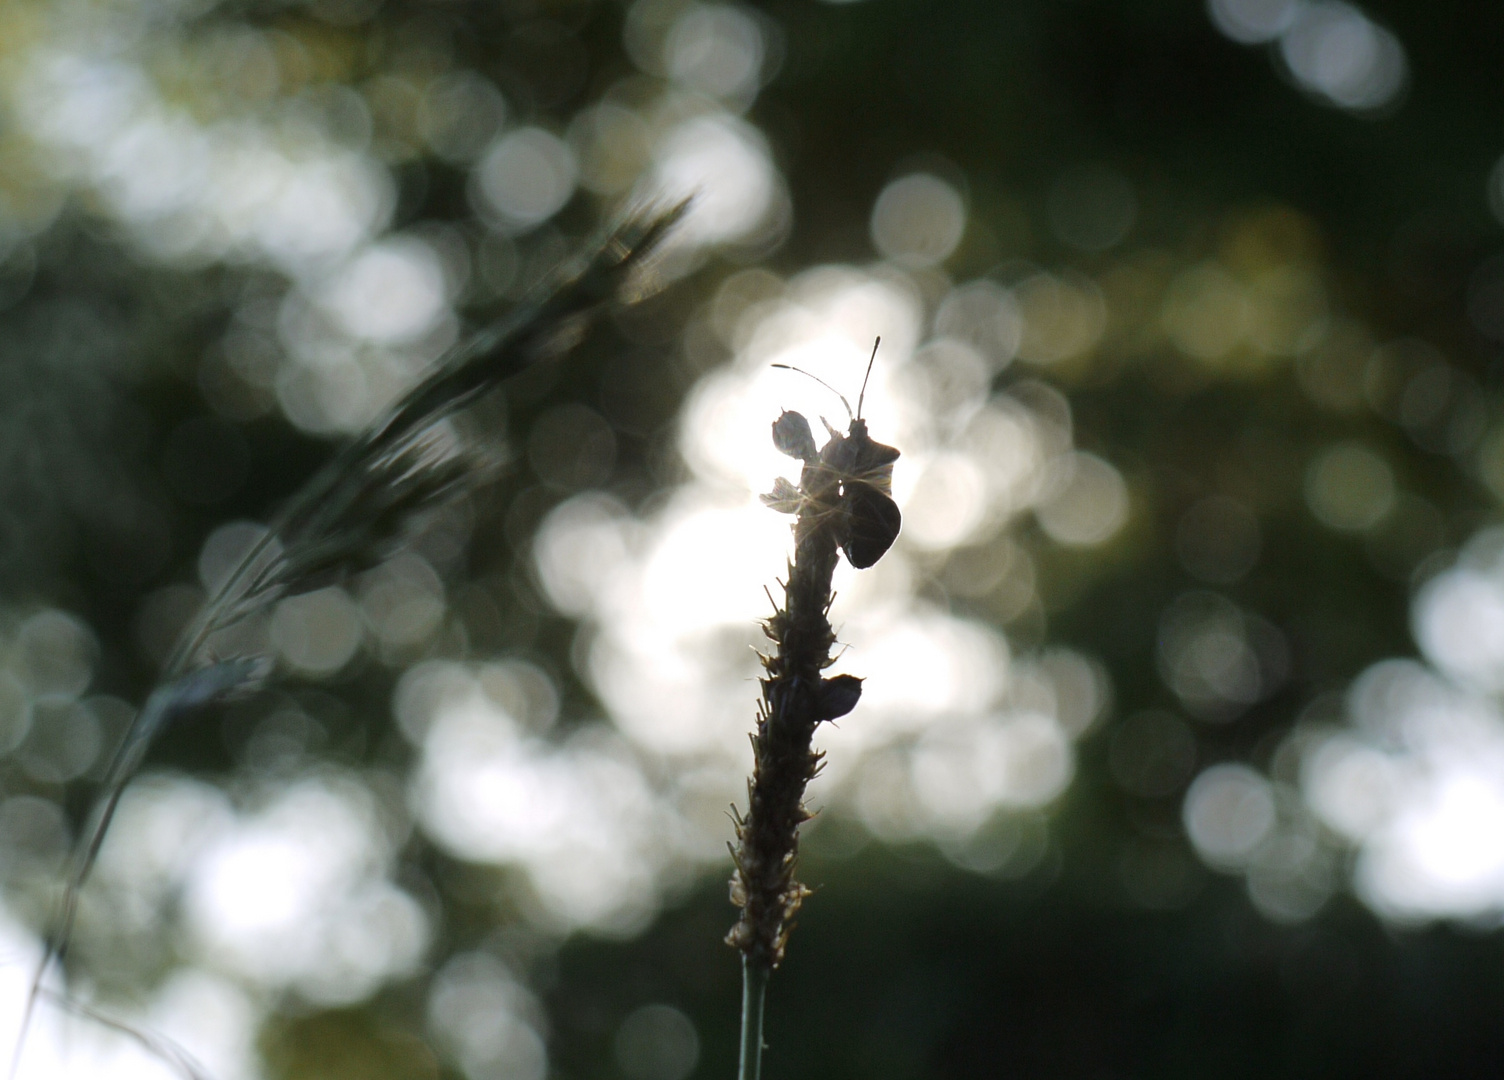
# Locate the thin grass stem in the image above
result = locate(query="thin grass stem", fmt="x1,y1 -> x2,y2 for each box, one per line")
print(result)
738,956 -> 769,1080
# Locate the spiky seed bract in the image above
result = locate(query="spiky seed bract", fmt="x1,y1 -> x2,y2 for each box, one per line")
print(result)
730,339 -> 902,972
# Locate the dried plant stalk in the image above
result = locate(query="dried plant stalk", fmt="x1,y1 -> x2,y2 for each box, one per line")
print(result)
726,453 -> 844,970
728,362 -> 901,1078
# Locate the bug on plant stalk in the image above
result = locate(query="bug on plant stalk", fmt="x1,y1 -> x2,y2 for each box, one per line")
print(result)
765,338 -> 902,569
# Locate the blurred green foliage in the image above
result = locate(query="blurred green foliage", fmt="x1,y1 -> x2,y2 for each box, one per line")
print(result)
5,0 -> 1504,1075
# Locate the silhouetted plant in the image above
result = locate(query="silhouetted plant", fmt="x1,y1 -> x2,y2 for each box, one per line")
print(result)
728,343 -> 900,1080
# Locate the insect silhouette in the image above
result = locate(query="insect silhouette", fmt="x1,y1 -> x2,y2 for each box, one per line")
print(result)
764,338 -> 902,569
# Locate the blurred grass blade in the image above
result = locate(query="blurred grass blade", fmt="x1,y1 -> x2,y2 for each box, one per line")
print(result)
41,990 -> 211,1080
9,201 -> 686,1080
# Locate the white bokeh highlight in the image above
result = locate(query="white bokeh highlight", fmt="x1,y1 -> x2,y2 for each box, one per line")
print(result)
1209,0 -> 1407,114
649,113 -> 785,249
1192,526 -> 1504,925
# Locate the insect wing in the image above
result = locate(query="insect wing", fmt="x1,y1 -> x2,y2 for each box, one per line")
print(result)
840,482 -> 901,568
855,435 -> 900,495
824,419 -> 899,495
760,476 -> 803,514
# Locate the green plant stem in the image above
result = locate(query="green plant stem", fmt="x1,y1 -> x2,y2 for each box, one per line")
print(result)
738,956 -> 769,1080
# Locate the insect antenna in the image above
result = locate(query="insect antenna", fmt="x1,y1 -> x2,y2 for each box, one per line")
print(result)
856,336 -> 880,420
771,364 -> 853,421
